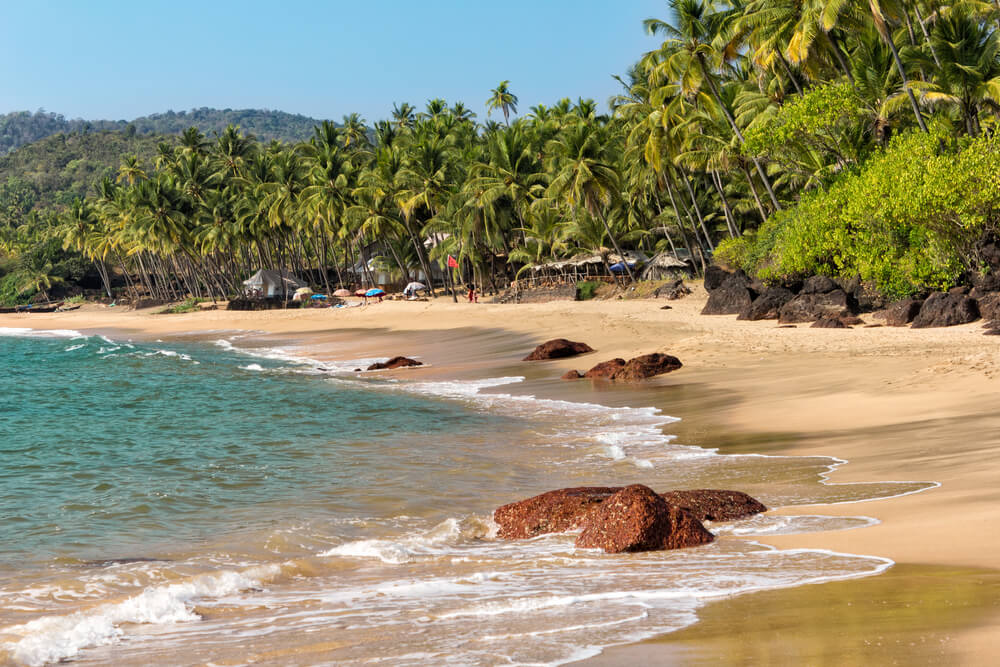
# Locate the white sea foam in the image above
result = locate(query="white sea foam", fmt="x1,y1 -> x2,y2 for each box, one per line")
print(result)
0,327 -> 85,339
241,363 -> 265,372
2,566 -> 279,667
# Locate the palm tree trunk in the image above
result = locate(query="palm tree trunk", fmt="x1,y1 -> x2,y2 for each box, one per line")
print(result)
711,170 -> 738,238
869,4 -> 929,132
681,173 -> 715,252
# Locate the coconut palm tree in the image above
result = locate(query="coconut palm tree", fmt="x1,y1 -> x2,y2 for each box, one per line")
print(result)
486,80 -> 519,126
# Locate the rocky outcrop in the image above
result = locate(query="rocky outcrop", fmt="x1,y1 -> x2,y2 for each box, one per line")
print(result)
561,370 -> 583,380
493,487 -> 620,539
778,290 -> 857,324
576,354 -> 682,381
654,279 -> 691,300
811,317 -> 849,328
575,485 -> 715,553
801,275 -> 840,294
583,358 -> 627,379
704,265 -> 732,292
659,489 -> 767,522
976,293 -> 1000,322
523,339 -> 595,361
873,299 -> 924,327
702,271 -> 755,315
911,292 -> 980,328
365,356 -> 423,371
738,287 -> 795,321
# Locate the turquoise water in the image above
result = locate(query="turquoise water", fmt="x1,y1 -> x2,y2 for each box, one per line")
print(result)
0,331 -> 507,564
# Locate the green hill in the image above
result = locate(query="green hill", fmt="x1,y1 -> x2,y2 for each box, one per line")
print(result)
0,108 -> 330,156
0,130 -> 172,225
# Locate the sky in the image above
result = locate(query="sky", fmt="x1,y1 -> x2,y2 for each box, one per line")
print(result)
1,0 -> 667,124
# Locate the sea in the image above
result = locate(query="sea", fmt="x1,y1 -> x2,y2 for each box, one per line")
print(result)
0,326 -> 937,666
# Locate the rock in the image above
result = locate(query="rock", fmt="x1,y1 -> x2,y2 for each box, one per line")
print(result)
873,299 -> 924,327
365,356 -> 423,371
575,485 -> 714,553
523,338 -> 595,361
613,353 -> 683,381
660,304 -> 672,310
973,271 -> 1000,294
561,370 -> 582,380
778,290 -> 857,324
659,490 -> 767,522
702,272 -> 755,315
801,275 -> 839,294
704,265 -> 731,292
949,285 -> 971,296
840,315 -> 865,326
353,368 -> 362,372
494,487 -> 620,539
976,293 -> 1000,321
811,317 -> 849,328
654,279 -> 691,300
864,324 -> 883,328
778,325 -> 796,328
583,358 -> 627,379
738,287 -> 795,321
583,354 -> 682,381
911,292 -> 980,328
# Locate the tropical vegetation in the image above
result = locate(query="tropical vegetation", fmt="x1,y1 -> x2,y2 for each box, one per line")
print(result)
4,0 -> 1000,304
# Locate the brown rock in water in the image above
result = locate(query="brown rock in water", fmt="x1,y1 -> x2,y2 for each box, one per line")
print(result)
583,358 -> 627,379
613,353 -> 683,381
659,490 -> 767,522
366,356 -> 423,371
911,292 -> 980,328
811,317 -> 849,328
523,339 -> 595,361
561,370 -> 583,380
493,487 -> 620,539
575,485 -> 714,553
873,299 -> 924,327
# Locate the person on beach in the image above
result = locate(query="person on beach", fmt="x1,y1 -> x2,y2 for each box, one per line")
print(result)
467,284 -> 477,303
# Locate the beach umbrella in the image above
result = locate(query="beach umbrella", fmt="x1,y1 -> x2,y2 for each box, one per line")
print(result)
294,286 -> 313,295
310,294 -> 327,300
333,289 -> 352,297
365,288 -> 386,297
405,281 -> 426,292
354,289 -> 368,297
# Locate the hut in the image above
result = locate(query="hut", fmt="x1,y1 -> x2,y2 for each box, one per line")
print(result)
243,269 -> 308,298
640,252 -> 693,280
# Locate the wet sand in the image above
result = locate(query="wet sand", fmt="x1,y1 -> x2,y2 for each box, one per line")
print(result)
3,291 -> 1000,664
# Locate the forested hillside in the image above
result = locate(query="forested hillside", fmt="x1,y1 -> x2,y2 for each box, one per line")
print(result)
0,108 -> 327,155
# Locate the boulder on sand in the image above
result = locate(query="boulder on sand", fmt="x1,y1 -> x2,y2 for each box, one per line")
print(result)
577,354 -> 682,381
778,290 -> 857,324
703,265 -> 732,292
738,287 -> 795,321
493,487 -> 620,539
702,271 -> 755,315
561,370 -> 583,380
811,317 -> 849,328
659,490 -> 767,522
575,485 -> 715,553
911,292 -> 979,328
583,358 -> 627,379
976,293 -> 1000,322
873,299 -> 924,327
523,338 -> 595,361
365,356 -> 423,371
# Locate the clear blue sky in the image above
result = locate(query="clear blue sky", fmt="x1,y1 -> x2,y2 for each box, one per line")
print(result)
1,0 -> 667,123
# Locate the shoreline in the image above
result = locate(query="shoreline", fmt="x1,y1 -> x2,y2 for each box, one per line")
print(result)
4,293 -> 1000,664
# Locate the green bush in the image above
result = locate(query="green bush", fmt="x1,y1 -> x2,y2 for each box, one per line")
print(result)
162,297 -> 203,314
718,129 -> 1000,298
576,280 -> 601,300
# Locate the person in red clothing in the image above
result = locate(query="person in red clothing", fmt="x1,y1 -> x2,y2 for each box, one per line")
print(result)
467,284 -> 478,303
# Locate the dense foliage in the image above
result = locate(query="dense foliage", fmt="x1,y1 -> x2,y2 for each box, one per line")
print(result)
0,108 -> 328,156
4,1 -> 1000,304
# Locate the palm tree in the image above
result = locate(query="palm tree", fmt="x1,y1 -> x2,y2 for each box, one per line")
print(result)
486,80 -> 519,125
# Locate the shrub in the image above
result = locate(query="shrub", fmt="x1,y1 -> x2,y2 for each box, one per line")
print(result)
576,280 -> 601,300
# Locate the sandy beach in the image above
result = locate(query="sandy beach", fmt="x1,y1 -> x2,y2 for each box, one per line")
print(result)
3,290 -> 1000,665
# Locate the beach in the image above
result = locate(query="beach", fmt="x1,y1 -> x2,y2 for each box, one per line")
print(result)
2,291 -> 999,665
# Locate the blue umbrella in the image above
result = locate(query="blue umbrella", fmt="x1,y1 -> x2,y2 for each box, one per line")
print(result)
609,261 -> 636,273
310,294 -> 327,300
365,288 -> 386,297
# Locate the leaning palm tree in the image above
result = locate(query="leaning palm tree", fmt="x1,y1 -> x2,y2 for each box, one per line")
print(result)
486,80 -> 519,126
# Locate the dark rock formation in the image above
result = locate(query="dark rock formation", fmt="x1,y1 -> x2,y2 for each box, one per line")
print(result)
704,265 -> 731,292
840,315 -> 865,326
580,354 -> 682,381
702,271 -> 755,315
523,338 -> 595,361
493,487 -> 620,539
801,275 -> 839,294
738,287 -> 795,321
873,299 -> 924,327
811,317 -> 849,328
583,358 -> 627,379
659,489 -> 767,522
365,356 -> 423,371
976,293 -> 1000,322
778,290 -> 857,324
575,485 -> 715,553
911,292 -> 980,328
561,370 -> 583,380
654,279 -> 691,300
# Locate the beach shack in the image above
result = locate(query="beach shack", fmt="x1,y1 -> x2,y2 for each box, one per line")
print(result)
243,269 -> 308,298
640,252 -> 693,280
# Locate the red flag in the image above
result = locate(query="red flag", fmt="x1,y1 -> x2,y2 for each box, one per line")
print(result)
447,255 -> 458,268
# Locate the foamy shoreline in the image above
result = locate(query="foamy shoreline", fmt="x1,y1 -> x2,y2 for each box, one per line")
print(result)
3,293 -> 1000,664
